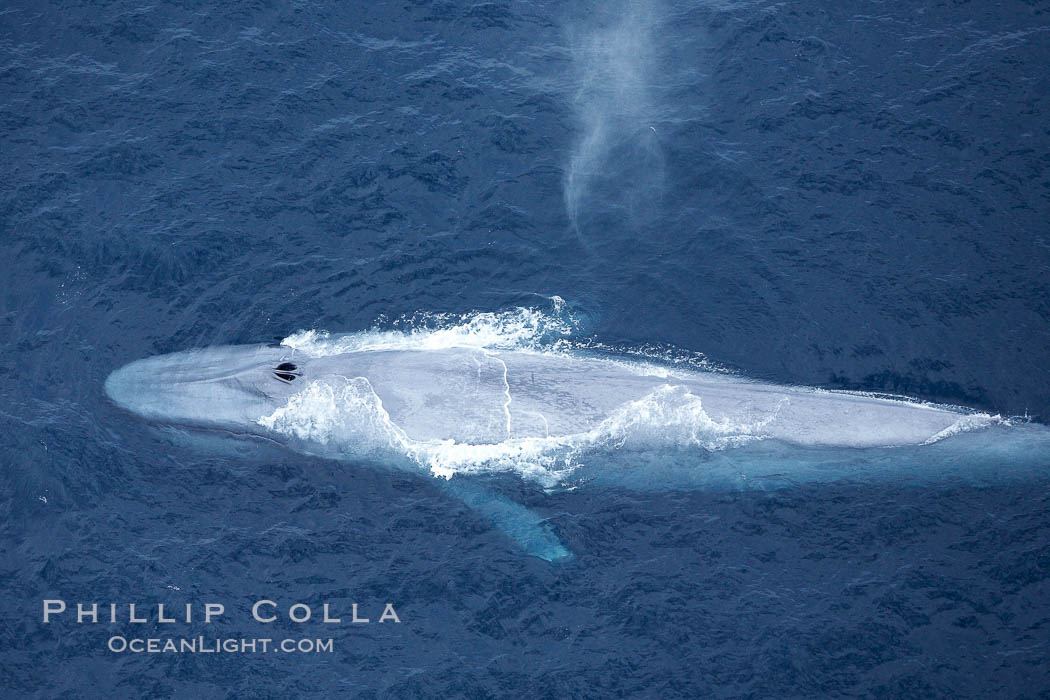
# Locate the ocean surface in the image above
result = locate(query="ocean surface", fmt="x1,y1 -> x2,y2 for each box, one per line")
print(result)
2,0 -> 1050,697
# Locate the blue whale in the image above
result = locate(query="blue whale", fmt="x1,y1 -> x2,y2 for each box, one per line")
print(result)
105,331 -> 1048,561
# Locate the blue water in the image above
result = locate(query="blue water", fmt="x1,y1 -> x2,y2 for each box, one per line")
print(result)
3,0 -> 1049,696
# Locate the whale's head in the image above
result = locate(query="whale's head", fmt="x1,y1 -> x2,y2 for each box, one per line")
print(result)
104,344 -> 303,432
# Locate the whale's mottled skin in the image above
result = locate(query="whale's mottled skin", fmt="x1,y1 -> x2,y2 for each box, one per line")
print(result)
105,343 -> 1016,560
105,344 -> 975,447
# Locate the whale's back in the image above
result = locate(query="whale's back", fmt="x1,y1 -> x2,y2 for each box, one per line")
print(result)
301,348 -> 979,448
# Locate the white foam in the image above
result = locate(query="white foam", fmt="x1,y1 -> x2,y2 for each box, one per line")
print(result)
257,376 -> 402,449
282,297 -> 576,357
587,384 -> 771,451
922,412 -> 1000,445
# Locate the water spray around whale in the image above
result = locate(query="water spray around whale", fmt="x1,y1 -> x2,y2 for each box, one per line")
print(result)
104,303 -> 1048,561
564,0 -> 668,232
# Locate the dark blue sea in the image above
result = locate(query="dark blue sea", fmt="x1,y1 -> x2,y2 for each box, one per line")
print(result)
3,0 -> 1050,697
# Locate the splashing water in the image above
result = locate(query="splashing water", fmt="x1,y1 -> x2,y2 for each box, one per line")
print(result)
282,296 -> 578,357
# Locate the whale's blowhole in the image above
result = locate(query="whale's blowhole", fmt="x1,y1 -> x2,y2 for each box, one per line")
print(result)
274,362 -> 299,382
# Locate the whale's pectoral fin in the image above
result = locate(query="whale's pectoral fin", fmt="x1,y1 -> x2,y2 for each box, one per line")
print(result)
443,478 -> 572,562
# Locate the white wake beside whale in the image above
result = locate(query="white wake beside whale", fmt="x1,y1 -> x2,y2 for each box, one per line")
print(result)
104,307 -> 1047,560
